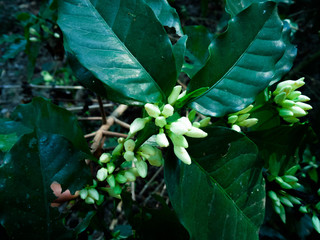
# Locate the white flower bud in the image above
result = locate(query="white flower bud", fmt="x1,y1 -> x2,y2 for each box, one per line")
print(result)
168,86 -> 182,105
279,109 -> 294,117
124,139 -> 135,152
88,188 -> 99,201
99,153 -> 111,163
278,86 -> 292,96
106,162 -> 115,174
145,103 -> 161,118
79,189 -> 88,200
177,117 -> 192,130
29,37 -> 39,42
295,102 -> 312,111
199,117 -> 211,127
168,132 -> 188,148
228,115 -> 238,124
138,144 -> 156,159
289,106 -> 307,117
135,160 -> 148,178
192,122 -> 201,128
97,168 -> 108,181
184,126 -> 208,138
156,133 -> 169,147
231,124 -> 241,132
287,91 -> 301,100
85,196 -> 95,204
174,146 -> 191,165
281,100 -> 295,108
53,32 -> 60,38
274,92 -> 286,104
107,175 -> 116,188
124,171 -> 136,182
236,104 -> 253,114
162,104 -> 174,117
29,27 -> 38,36
237,113 -> 250,123
177,90 -> 186,100
170,121 -> 188,135
129,117 -> 149,134
237,118 -> 258,128
147,148 -> 163,167
116,173 -> 127,184
155,116 -> 167,127
124,151 -> 135,161
297,95 -> 310,102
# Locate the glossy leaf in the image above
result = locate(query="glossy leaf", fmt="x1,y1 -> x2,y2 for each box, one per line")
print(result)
58,0 -> 177,104
189,2 -> 296,117
0,98 -> 91,239
172,35 -> 188,78
182,25 -> 214,78
165,126 -> 265,239
144,0 -> 183,35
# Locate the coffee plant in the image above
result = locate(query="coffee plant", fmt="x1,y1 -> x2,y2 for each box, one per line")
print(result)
1,0 -> 319,239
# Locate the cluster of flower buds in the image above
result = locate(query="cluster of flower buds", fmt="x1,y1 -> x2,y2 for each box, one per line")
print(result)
227,105 -> 258,132
79,180 -> 104,205
273,77 -> 312,123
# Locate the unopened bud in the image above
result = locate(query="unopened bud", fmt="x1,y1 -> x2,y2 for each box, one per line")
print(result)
237,113 -> 250,122
174,146 -> 191,165
299,206 -> 308,213
199,117 -> 211,127
237,104 -> 253,114
29,27 -> 39,36
279,109 -> 294,117
106,162 -> 115,174
231,124 -> 241,132
136,160 -> 148,178
79,189 -> 88,200
88,188 -> 99,201
99,153 -> 111,163
53,32 -> 60,38
169,132 -> 188,148
147,148 -> 163,167
129,117 -> 149,134
168,86 -> 182,105
29,37 -> 39,42
124,139 -> 135,152
237,118 -> 258,128
116,173 -> 127,184
112,143 -> 123,158
107,175 -> 116,188
281,100 -> 295,108
297,95 -> 310,102
279,86 -> 292,96
145,103 -> 161,118
177,117 -> 192,130
275,177 -> 292,189
295,102 -> 312,111
290,106 -> 307,117
286,195 -> 301,205
117,137 -> 125,144
124,171 -> 136,182
283,116 -> 300,123
287,91 -> 301,100
156,133 -> 169,147
188,109 -> 197,122
170,121 -> 188,135
280,196 -> 293,207
184,126 -> 208,138
124,151 -> 135,161
274,92 -> 286,104
192,122 -> 201,128
177,90 -> 186,100
268,191 -> 279,201
162,104 -> 174,117
228,115 -> 238,124
155,116 -> 167,128
138,144 -> 156,158
282,175 -> 299,183
85,196 -> 95,204
96,168 -> 108,181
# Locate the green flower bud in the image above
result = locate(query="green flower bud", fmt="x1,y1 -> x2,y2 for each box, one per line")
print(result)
112,143 -> 124,158
295,102 -> 312,111
283,116 -> 300,123
107,162 -> 115,174
286,195 -> 301,205
237,113 -> 250,123
280,196 -> 293,208
275,177 -> 292,189
312,214 -> 320,234
299,206 -> 308,213
135,160 -> 148,178
129,168 -> 140,177
79,189 -> 88,200
116,173 -> 127,184
285,165 -> 300,175
88,188 -> 99,201
124,151 -> 135,162
228,115 -> 238,124
290,106 -> 307,117
287,91 -> 301,100
169,132 -> 188,148
124,139 -> 135,152
162,104 -> 174,118
297,95 -> 310,102
199,117 -> 211,127
117,137 -> 125,144
291,77 -> 305,90
174,146 -> 191,165
184,127 -> 208,138
99,153 -> 111,163
237,118 -> 258,128
85,196 -> 95,204
177,117 -> 192,130
107,175 -> 116,188
188,109 -> 197,122
281,100 -> 295,108
124,171 -> 136,182
273,204 -> 281,215
156,133 -> 169,147
282,175 -> 298,183
279,108 -> 294,117
192,122 -> 201,128
96,168 -> 108,181
268,191 -> 279,201
231,124 -> 241,132
236,104 -> 253,114
138,144 -> 156,159
155,116 -> 167,128
53,32 -> 60,38
29,37 -> 39,42
168,86 -> 182,105
274,92 -> 287,104
29,27 -> 38,36
279,86 -> 293,96
170,121 -> 188,135
129,117 -> 150,134
145,103 -> 161,118
147,148 -> 163,167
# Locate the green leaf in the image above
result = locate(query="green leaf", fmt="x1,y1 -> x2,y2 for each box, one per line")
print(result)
0,133 -> 18,152
58,0 -> 177,104
173,35 -> 188,78
182,25 -> 214,78
0,98 -> 91,239
174,87 -> 209,109
165,126 -> 265,239
189,2 -> 296,117
144,0 -> 183,35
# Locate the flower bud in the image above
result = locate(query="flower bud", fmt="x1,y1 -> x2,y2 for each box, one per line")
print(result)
170,121 -> 188,135
107,162 -> 115,174
184,126 -> 208,138
168,86 -> 182,105
138,144 -> 156,159
282,175 -> 299,183
124,139 -> 135,152
124,171 -> 136,182
299,206 -> 308,213
29,27 -> 38,36
177,90 -> 186,100
156,133 -> 169,147
279,109 -> 294,117
53,32 -> 60,38
107,175 -> 116,188
228,115 -> 238,124
292,77 -> 305,90
129,168 -> 140,177
236,104 -> 253,114
135,160 -> 148,178
155,116 -> 167,128
295,102 -> 312,111
283,116 -> 300,123
96,168 -> 108,181
290,106 -> 307,117
297,95 -> 310,102
88,188 -> 99,201
188,109 -> 197,122
231,124 -> 241,132
280,196 -> 293,207
275,177 -> 292,189
174,146 -> 191,165
192,122 -> 201,128
112,143 -> 123,158
147,148 -> 163,167
268,191 -> 279,201
129,117 -> 149,134
117,137 -> 125,144
177,117 -> 192,130
279,86 -> 292,96
199,117 -> 211,127
162,104 -> 174,117
274,92 -> 286,104
281,100 -> 295,108
124,151 -> 135,162
99,153 -> 111,163
287,91 -> 301,100
85,196 -> 95,204
116,173 -> 127,184
237,113 -> 250,123
145,103 -> 161,118
79,189 -> 88,200
169,132 -> 189,148
286,195 -> 301,205
237,118 -> 258,128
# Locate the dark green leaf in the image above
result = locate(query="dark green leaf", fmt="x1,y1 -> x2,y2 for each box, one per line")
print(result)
189,2 -> 296,117
173,35 -> 188,78
0,133 -> 18,152
182,25 -> 214,78
144,0 -> 183,35
58,0 -> 177,104
74,211 -> 97,235
174,87 -> 209,109
165,126 -> 265,239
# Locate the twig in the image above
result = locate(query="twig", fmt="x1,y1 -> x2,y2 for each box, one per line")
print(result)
97,96 -> 107,125
143,180 -> 165,206
66,103 -> 113,112
0,84 -> 85,90
78,117 -> 130,129
139,166 -> 163,196
101,130 -> 128,138
131,162 -> 136,201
